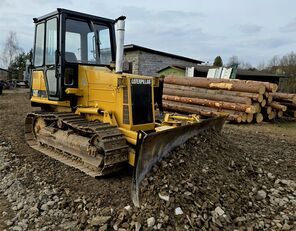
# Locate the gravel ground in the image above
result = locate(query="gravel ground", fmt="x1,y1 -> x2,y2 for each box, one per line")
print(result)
0,89 -> 296,231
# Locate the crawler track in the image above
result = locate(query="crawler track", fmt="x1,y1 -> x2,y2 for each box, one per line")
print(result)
25,112 -> 129,177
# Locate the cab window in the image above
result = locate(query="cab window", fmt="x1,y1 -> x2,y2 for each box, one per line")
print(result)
34,23 -> 45,66
45,18 -> 57,65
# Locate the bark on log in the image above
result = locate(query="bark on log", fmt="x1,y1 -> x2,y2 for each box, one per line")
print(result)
245,81 -> 278,93
164,83 -> 262,102
277,102 -> 296,110
162,95 -> 256,113
163,86 -> 252,105
269,102 -> 287,112
163,100 -> 243,122
164,76 -> 266,94
270,92 -> 296,104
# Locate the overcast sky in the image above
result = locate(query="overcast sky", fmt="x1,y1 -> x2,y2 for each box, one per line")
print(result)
0,0 -> 295,67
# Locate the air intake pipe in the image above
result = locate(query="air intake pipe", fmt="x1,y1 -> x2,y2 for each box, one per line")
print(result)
115,16 -> 126,73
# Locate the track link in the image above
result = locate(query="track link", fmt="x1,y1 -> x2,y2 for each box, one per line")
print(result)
25,112 -> 129,177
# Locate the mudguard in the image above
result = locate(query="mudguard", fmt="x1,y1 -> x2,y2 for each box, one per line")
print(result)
131,117 -> 225,207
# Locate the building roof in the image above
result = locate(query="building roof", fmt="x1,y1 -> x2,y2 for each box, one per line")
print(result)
0,68 -> 10,72
124,44 -> 203,64
157,65 -> 186,73
158,65 -> 287,78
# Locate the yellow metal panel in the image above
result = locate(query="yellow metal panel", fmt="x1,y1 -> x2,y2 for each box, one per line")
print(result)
31,96 -> 70,107
76,65 -> 156,142
128,150 -> 135,166
32,71 -> 46,91
65,88 -> 83,96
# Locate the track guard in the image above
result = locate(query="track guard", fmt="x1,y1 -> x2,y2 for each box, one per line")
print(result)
131,117 -> 225,207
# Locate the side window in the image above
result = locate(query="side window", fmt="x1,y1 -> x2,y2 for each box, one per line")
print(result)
65,32 -> 81,62
45,18 -> 57,65
98,27 -> 111,65
34,23 -> 45,66
87,32 -> 96,63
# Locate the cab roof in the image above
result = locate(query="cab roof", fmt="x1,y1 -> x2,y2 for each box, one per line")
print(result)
33,8 -> 115,24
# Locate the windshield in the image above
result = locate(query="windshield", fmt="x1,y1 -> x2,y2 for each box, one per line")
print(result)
65,19 -> 112,65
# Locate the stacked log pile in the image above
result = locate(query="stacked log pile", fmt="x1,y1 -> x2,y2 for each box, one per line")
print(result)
162,76 -> 296,123
269,92 -> 296,118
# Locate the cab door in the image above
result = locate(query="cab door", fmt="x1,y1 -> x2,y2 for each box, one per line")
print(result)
32,17 -> 59,100
44,17 -> 59,99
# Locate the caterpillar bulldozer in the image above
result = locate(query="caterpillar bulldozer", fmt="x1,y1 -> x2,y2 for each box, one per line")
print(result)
25,9 -> 224,206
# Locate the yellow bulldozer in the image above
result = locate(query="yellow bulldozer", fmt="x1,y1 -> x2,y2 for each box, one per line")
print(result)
25,9 -> 224,206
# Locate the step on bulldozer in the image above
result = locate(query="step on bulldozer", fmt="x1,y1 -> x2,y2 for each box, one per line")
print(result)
25,9 -> 225,206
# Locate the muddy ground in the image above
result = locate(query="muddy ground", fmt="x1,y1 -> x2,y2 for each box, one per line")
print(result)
0,89 -> 296,231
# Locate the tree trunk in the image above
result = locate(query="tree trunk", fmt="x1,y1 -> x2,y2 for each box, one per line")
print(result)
163,100 -> 242,122
163,95 -> 256,113
270,92 -> 296,104
269,102 -> 287,111
164,83 -> 263,102
164,76 -> 266,94
277,102 -> 296,110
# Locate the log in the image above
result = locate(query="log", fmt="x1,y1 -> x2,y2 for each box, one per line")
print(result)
228,114 -> 242,123
269,102 -> 287,112
270,92 -> 296,104
277,102 -> 296,110
261,99 -> 267,107
277,110 -> 283,118
241,113 -> 247,122
246,113 -> 254,123
162,100 -> 241,121
268,111 -> 276,120
245,81 -> 278,93
255,113 -> 263,123
264,106 -> 272,114
164,83 -> 263,102
264,92 -> 273,103
253,103 -> 261,113
162,95 -> 256,113
165,76 -> 266,94
163,86 -> 252,105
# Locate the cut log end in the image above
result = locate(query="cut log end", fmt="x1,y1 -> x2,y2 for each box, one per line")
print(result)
255,113 -> 263,123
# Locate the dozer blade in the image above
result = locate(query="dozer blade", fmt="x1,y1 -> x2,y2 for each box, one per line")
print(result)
131,117 -> 225,207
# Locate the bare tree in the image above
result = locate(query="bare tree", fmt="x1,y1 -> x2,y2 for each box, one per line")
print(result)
268,55 -> 280,68
227,56 -> 240,67
239,61 -> 253,70
1,31 -> 21,68
257,61 -> 266,71
280,52 -> 296,75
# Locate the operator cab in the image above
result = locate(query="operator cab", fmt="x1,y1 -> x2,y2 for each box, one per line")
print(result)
32,8 -> 116,101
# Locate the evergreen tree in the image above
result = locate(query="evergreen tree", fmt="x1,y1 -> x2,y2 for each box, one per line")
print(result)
213,56 -> 223,67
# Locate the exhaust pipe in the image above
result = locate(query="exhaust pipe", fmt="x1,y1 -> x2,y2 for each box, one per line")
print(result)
115,16 -> 126,73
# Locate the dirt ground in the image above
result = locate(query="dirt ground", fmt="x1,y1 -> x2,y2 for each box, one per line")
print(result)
0,89 -> 296,230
